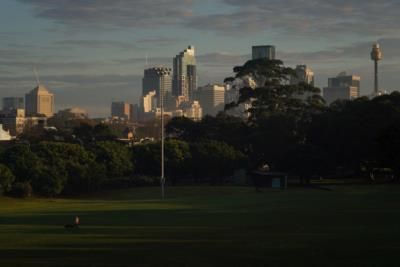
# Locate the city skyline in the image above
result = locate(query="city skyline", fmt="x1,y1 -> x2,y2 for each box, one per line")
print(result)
0,0 -> 400,116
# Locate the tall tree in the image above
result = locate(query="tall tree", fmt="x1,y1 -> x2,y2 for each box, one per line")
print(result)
226,59 -> 325,168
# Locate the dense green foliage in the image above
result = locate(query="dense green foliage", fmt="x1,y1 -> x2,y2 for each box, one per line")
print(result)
89,141 -> 133,178
0,164 -> 15,194
133,139 -> 246,185
0,136 -> 247,196
190,140 -> 247,184
0,141 -> 135,197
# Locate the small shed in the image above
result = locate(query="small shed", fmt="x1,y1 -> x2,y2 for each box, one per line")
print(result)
251,171 -> 288,190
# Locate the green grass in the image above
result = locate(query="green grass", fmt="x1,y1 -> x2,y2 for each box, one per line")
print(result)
1,185 -> 400,267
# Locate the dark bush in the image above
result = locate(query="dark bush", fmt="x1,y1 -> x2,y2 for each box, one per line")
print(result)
0,164 -> 15,194
190,140 -> 248,184
8,182 -> 33,198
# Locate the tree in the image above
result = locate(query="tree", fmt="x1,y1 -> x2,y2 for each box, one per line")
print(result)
1,145 -> 42,182
225,59 -> 325,168
73,123 -> 118,144
0,164 -> 15,194
190,140 -> 247,184
89,141 -> 133,178
166,117 -> 200,141
375,121 -> 400,180
166,113 -> 249,152
164,139 -> 191,184
31,167 -> 65,197
226,59 -> 324,124
279,144 -> 331,184
31,142 -> 106,195
307,93 -> 400,175
133,139 -> 191,183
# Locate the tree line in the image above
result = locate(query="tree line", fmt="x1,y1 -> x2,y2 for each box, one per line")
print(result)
0,136 -> 246,197
1,58 -> 399,197
168,59 -> 400,184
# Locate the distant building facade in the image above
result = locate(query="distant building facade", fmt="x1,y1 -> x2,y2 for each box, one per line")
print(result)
142,91 -> 157,113
196,84 -> 225,116
0,124 -> 12,141
182,101 -> 202,121
0,109 -> 25,136
111,102 -> 132,121
252,45 -> 276,60
2,97 -> 24,111
173,46 -> 197,100
290,65 -> 319,100
323,72 -> 361,104
142,67 -> 172,107
25,85 -> 54,117
291,65 -> 315,86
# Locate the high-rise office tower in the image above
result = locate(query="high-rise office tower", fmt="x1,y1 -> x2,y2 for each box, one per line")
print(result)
252,45 -> 276,60
323,72 -> 361,104
173,46 -> 197,100
142,67 -> 172,107
2,97 -> 24,111
25,85 -> 55,117
111,102 -> 131,121
196,84 -> 225,116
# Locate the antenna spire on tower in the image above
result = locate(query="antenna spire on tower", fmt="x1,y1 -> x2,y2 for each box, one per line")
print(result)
33,66 -> 40,86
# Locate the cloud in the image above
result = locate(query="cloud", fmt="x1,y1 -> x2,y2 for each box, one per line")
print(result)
279,38 -> 400,65
197,52 -> 249,66
54,40 -> 140,50
137,37 -> 187,47
17,0 -> 193,29
187,0 -> 400,37
17,0 -> 400,39
114,52 -> 248,68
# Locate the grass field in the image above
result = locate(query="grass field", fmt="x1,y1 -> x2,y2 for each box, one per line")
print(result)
1,185 -> 400,267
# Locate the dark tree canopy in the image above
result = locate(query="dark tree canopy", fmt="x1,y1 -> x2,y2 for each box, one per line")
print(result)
226,59 -> 325,123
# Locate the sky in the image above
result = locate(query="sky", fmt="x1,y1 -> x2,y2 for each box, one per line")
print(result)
0,0 -> 399,117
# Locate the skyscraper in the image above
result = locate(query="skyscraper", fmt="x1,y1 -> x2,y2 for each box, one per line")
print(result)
252,45 -> 276,60
323,72 -> 361,104
173,46 -> 197,100
196,84 -> 225,116
25,85 -> 54,117
142,67 -> 172,107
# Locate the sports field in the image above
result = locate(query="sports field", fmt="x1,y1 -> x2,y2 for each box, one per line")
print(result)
0,186 -> 400,266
